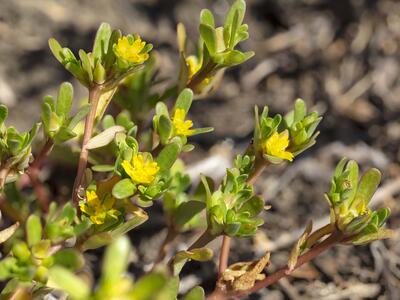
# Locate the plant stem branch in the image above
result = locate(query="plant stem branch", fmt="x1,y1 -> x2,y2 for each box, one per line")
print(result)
187,62 -> 217,91
29,139 -> 54,171
218,159 -> 267,275
27,139 -> 54,212
72,85 -> 102,204
207,232 -> 343,300
218,235 -> 231,276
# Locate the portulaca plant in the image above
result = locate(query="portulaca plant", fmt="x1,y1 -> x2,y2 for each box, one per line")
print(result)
0,1 -> 393,299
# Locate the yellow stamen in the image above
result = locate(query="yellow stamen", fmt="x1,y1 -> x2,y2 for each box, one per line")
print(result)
262,131 -> 294,161
114,36 -> 149,64
121,154 -> 159,185
79,190 -> 119,225
172,109 -> 194,137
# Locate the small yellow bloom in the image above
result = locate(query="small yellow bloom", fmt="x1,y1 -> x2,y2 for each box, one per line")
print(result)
114,36 -> 149,64
262,130 -> 294,161
80,190 -> 120,225
172,109 -> 195,137
121,154 -> 159,185
186,56 -> 201,80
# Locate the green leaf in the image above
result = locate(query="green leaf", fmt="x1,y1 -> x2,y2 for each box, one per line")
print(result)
228,10 -> 240,49
56,82 -> 74,119
102,114 -> 115,129
78,49 -> 93,82
294,99 -> 306,124
58,202 -> 76,223
183,287 -> 205,300
92,164 -> 114,172
200,9 -> 215,27
112,178 -> 137,199
352,168 -> 381,212
48,38 -> 64,63
352,228 -> 394,245
0,104 -> 8,125
53,249 -> 84,271
214,50 -> 254,66
200,24 -> 217,56
81,232 -> 113,251
48,267 -> 90,300
92,22 -> 112,64
174,88 -> 193,114
130,273 -> 167,300
101,236 -> 130,286
346,160 -> 359,203
26,215 -> 42,247
155,102 -> 169,117
174,201 -> 206,228
344,214 -> 371,235
43,95 -> 56,111
238,196 -> 264,217
173,248 -> 213,275
65,61 -> 87,85
190,127 -> 214,136
93,61 -> 106,84
334,157 -> 348,179
41,102 -> 52,134
376,207 -> 391,227
54,126 -> 77,143
85,125 -> 125,149
158,115 -> 172,144
156,276 -> 179,300
156,141 -> 181,173
68,104 -> 91,130
223,0 -> 246,46
104,29 -> 121,69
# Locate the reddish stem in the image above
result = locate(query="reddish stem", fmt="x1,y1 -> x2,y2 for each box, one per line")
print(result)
72,85 -> 102,204
187,62 -> 216,91
218,235 -> 231,276
207,232 -> 343,300
27,139 -> 54,212
29,139 -> 54,171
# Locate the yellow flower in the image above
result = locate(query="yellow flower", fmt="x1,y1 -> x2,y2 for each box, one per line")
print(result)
262,130 -> 294,161
80,190 -> 120,225
172,109 -> 195,137
114,36 -> 149,64
186,56 -> 201,80
121,154 -> 159,185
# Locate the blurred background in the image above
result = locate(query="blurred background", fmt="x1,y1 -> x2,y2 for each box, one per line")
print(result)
0,0 -> 399,299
